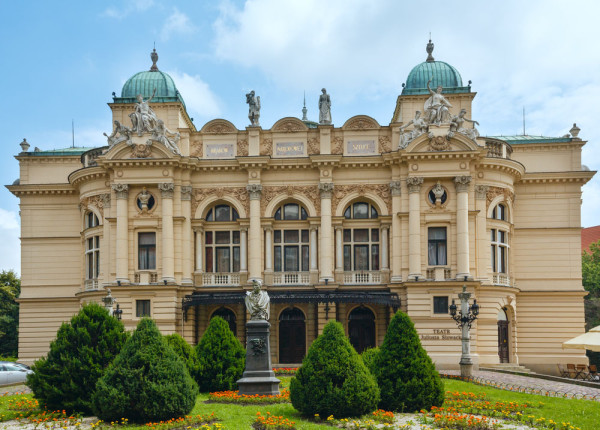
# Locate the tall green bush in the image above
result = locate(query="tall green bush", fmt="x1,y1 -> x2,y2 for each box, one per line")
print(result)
360,347 -> 379,375
290,320 -> 380,418
195,316 -> 245,392
164,333 -> 200,380
372,311 -> 444,412
26,302 -> 127,414
93,318 -> 198,423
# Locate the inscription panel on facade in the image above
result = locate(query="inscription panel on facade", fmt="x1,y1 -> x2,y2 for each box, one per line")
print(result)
346,140 -> 376,155
275,141 -> 305,157
420,329 -> 461,341
205,143 -> 235,159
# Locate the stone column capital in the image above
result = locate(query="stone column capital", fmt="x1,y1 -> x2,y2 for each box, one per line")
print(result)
111,183 -> 129,199
158,182 -> 175,198
318,182 -> 334,198
390,180 -> 402,196
181,186 -> 193,201
454,176 -> 472,192
406,176 -> 424,193
240,226 -> 249,233
246,184 -> 263,200
474,184 -> 489,200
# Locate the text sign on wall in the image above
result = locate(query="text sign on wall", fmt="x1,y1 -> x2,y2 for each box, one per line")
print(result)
420,329 -> 461,341
205,143 -> 235,159
275,141 -> 305,157
347,140 -> 376,155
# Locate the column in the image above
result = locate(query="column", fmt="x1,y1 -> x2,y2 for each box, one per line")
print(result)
264,227 -> 273,272
159,183 -> 175,283
389,181 -> 402,282
455,176 -> 472,280
240,227 -> 248,273
407,177 -> 424,281
195,228 -> 203,272
318,183 -> 334,282
247,184 -> 263,282
381,225 -> 389,270
181,186 -> 193,285
112,184 -> 129,283
474,185 -> 489,280
335,226 -> 343,271
101,193 -> 111,286
310,227 -> 319,271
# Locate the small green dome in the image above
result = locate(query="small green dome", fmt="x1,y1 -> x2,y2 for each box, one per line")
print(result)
402,40 -> 470,95
113,49 -> 186,106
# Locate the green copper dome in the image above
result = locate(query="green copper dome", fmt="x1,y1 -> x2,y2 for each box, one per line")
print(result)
402,40 -> 470,95
113,49 -> 186,106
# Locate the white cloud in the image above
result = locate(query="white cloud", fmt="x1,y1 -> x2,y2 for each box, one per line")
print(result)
167,71 -> 221,122
0,208 -> 20,274
160,9 -> 196,41
101,0 -> 154,20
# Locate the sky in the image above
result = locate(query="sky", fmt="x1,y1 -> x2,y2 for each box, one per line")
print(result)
0,0 -> 599,274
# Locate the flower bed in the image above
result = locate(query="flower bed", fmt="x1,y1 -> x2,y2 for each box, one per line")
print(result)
253,411 -> 296,429
272,367 -> 297,376
208,389 -> 290,405
312,410 -> 396,429
88,413 -> 220,429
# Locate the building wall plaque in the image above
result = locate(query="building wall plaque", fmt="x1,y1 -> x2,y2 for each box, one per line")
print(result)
275,141 -> 305,157
205,143 -> 235,159
347,140 -> 376,155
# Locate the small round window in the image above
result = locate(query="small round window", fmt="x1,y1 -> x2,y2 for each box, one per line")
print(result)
136,189 -> 155,212
428,184 -> 447,205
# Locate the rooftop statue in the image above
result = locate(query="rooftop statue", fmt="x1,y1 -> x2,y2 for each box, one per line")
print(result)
246,91 -> 261,127
245,279 -> 269,320
398,111 -> 428,149
319,88 -> 332,124
424,79 -> 452,125
130,89 -> 159,135
449,109 -> 480,141
104,120 -> 132,147
148,119 -> 181,155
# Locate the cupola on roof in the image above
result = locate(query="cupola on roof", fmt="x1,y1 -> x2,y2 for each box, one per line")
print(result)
113,48 -> 186,106
402,40 -> 471,96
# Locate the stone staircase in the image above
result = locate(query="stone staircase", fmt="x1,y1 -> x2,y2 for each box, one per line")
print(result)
480,363 -> 535,374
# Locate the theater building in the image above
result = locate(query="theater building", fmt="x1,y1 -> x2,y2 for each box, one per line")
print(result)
9,43 -> 594,374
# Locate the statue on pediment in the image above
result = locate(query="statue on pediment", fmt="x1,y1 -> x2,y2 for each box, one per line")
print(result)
246,90 -> 261,127
425,79 -> 452,125
147,119 -> 181,155
104,120 -> 132,147
399,111 -> 428,149
130,89 -> 159,136
319,88 -> 332,124
449,109 -> 480,141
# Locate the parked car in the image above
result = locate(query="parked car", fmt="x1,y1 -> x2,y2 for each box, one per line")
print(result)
0,363 -> 33,385
0,361 -> 31,370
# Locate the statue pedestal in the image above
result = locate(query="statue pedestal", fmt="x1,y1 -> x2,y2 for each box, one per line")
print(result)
237,319 -> 280,395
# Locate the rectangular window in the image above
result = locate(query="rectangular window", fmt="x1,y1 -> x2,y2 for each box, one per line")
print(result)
205,247 -> 213,272
343,245 -> 351,271
138,232 -> 156,270
302,245 -> 309,272
274,246 -> 282,272
86,235 -> 100,280
428,227 -> 447,266
216,247 -> 230,272
284,230 -> 299,243
354,245 -> 369,270
215,231 -> 230,244
284,246 -> 299,271
371,245 -> 380,271
354,229 -> 369,242
433,296 -> 449,314
136,299 -> 151,317
233,247 -> 240,272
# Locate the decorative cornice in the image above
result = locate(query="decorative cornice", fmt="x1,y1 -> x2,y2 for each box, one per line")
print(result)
406,177 -> 424,193
260,138 -> 273,156
190,138 -> 203,158
318,182 -> 334,199
246,184 -> 263,200
307,137 -> 320,155
454,175 -> 472,192
80,193 -> 110,217
204,121 -> 237,134
272,119 -> 306,133
237,139 -> 249,157
474,185 -> 489,200
344,117 -> 379,130
378,136 -> 392,153
181,186 -> 192,201
486,186 -> 514,209
331,136 -> 343,155
389,180 -> 402,196
158,183 -> 175,198
111,183 -> 129,199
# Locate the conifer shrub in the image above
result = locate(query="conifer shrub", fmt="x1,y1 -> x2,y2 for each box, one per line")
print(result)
360,347 -> 380,375
164,333 -> 201,380
289,320 -> 380,418
93,318 -> 198,423
372,311 -> 444,412
195,316 -> 245,392
26,302 -> 127,414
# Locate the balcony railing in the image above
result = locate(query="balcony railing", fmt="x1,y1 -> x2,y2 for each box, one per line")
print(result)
84,279 -> 99,290
273,272 -> 310,285
202,272 -> 240,286
492,273 -> 511,286
343,271 -> 381,285
426,267 -> 452,281
134,272 -> 158,284
485,139 -> 513,159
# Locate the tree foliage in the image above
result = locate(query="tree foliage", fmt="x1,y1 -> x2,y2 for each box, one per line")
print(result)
583,240 -> 600,299
194,316 -> 245,392
372,311 -> 444,412
93,318 -> 198,423
290,320 -> 380,418
0,270 -> 20,357
26,302 -> 128,414
164,333 -> 201,380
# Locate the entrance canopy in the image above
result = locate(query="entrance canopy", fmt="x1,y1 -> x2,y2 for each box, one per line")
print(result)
562,325 -> 600,352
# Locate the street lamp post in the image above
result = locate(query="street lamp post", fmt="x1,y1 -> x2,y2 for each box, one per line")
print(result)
102,288 -> 122,320
449,285 -> 479,377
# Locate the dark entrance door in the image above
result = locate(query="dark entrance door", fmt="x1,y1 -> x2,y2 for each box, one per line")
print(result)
497,320 -> 509,363
349,307 -> 376,353
279,308 -> 306,364
211,307 -> 237,335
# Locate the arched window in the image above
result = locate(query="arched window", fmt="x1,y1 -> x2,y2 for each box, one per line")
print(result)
85,211 -> 99,229
344,202 -> 378,219
84,211 -> 101,290
203,204 -> 241,281
490,203 -> 510,285
211,307 -> 237,334
272,202 -> 310,279
274,203 -> 308,220
206,204 -> 239,222
491,203 -> 507,221
342,202 -> 380,276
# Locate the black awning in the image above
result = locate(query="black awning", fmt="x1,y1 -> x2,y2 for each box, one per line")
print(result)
182,289 -> 400,313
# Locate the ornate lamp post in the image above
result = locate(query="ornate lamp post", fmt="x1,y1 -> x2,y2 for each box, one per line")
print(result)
449,285 -> 479,377
102,289 -> 122,320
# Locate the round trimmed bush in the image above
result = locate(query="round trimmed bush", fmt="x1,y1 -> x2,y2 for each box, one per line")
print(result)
93,318 -> 198,422
290,320 -> 380,418
164,333 -> 201,380
26,302 -> 127,414
195,316 -> 245,392
372,311 -> 444,412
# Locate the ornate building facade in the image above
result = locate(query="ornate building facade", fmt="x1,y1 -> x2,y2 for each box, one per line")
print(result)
9,44 -> 594,374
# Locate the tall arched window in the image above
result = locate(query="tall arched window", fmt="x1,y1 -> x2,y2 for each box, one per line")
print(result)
490,203 -> 510,286
342,202 -> 381,284
83,211 -> 100,290
272,202 -> 310,285
203,204 -> 241,286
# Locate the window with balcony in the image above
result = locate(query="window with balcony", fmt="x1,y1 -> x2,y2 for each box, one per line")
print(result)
428,227 -> 447,266
138,232 -> 156,270
490,203 -> 510,286
272,203 -> 310,285
203,204 -> 241,286
342,202 -> 381,284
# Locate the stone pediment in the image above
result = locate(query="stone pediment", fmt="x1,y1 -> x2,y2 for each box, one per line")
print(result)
271,117 -> 308,133
405,127 -> 481,153
342,115 -> 380,131
104,137 -> 176,160
200,119 -> 238,134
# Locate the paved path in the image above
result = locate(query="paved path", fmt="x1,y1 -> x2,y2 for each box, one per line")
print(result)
0,384 -> 30,396
442,370 -> 600,400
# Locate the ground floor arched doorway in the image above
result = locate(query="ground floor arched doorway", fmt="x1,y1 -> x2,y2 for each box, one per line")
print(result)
279,308 -> 306,364
348,306 -> 376,353
497,308 -> 509,363
211,307 -> 237,335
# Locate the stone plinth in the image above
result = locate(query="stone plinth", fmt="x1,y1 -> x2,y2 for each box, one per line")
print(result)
237,319 -> 280,395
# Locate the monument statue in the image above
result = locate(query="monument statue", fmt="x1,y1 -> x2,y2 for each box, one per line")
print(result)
130,89 -> 159,135
449,109 -> 480,140
398,111 -> 428,149
246,91 -> 261,126
148,119 -> 181,155
104,120 -> 132,147
424,79 -> 452,125
138,187 -> 151,212
432,181 -> 445,204
245,279 -> 270,320
319,88 -> 332,124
